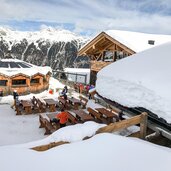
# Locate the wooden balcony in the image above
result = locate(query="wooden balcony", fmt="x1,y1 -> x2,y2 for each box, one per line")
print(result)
90,61 -> 112,72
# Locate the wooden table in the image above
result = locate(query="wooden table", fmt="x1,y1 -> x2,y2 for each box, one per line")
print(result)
21,100 -> 33,114
46,113 -> 57,121
44,99 -> 58,112
68,97 -> 81,110
95,108 -> 119,123
72,110 -> 93,122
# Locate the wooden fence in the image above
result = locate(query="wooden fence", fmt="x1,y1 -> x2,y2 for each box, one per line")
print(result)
52,70 -> 88,85
32,112 -> 148,151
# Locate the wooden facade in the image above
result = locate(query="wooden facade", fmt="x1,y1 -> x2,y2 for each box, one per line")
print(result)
78,32 -> 135,84
0,72 -> 51,96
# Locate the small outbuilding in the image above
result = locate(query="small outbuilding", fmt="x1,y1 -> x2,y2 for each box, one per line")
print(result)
0,58 -> 52,95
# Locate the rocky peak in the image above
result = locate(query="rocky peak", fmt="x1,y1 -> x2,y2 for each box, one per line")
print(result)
0,27 -> 90,70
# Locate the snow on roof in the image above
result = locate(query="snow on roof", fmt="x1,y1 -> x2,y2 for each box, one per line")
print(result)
65,68 -> 90,73
0,59 -> 52,77
105,30 -> 171,52
96,41 -> 171,123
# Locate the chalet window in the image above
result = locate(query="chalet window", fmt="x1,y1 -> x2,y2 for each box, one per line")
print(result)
104,51 -> 113,61
148,40 -> 155,45
43,77 -> 47,82
116,51 -> 124,60
12,79 -> 26,86
30,78 -> 39,84
0,80 -> 8,86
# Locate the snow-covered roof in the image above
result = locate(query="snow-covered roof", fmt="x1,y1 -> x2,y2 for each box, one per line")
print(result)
105,30 -> 171,52
0,59 -> 52,77
65,68 -> 90,73
96,41 -> 171,123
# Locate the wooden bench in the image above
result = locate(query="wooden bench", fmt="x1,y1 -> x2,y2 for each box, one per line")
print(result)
106,105 -> 121,121
15,104 -> 23,115
39,115 -> 59,135
58,97 -> 70,110
67,112 -> 78,125
87,107 -> 107,124
37,99 -> 46,113
31,97 -> 41,113
89,89 -> 96,100
39,114 -> 45,128
79,96 -> 88,109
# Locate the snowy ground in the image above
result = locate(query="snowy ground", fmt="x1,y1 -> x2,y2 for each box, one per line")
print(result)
0,77 -> 171,171
0,104 -> 45,146
0,77 -> 139,146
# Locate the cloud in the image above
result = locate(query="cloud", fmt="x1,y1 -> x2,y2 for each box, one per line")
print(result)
0,0 -> 171,35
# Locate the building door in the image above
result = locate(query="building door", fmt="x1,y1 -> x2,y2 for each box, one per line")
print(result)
90,71 -> 97,85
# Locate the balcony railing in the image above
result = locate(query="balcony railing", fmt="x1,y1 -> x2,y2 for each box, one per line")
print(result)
90,61 -> 112,72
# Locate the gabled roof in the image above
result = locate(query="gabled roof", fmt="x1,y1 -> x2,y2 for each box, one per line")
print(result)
78,32 -> 135,56
31,72 -> 45,78
10,73 -> 30,79
0,73 -> 10,78
106,30 -> 171,52
78,30 -> 171,56
0,59 -> 52,77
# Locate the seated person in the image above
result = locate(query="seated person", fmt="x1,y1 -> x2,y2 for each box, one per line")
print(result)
60,86 -> 68,96
60,86 -> 68,100
51,109 -> 68,128
63,93 -> 67,100
118,111 -> 125,120
88,85 -> 95,99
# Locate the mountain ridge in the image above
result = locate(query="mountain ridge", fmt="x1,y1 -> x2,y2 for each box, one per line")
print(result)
0,27 -> 90,70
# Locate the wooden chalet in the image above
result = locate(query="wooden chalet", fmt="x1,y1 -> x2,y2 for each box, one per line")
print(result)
78,32 -> 135,85
0,58 -> 51,95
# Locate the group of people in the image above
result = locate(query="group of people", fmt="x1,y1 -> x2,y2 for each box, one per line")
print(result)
10,84 -> 95,129
50,86 -> 69,128
51,83 -> 95,129
74,83 -> 95,96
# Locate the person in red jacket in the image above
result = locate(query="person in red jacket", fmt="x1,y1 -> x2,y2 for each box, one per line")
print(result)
79,83 -> 84,94
51,109 -> 68,128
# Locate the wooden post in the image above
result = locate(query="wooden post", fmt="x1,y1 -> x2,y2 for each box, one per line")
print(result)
66,73 -> 69,84
96,112 -> 148,139
96,114 -> 142,134
85,74 -> 87,84
140,112 -> 148,139
32,141 -> 69,151
75,73 -> 78,83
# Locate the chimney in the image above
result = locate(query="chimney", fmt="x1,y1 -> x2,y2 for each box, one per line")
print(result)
148,40 -> 155,45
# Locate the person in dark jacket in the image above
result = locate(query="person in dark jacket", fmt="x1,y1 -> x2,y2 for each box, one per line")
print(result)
11,90 -> 19,109
60,86 -> 68,98
13,90 -> 19,100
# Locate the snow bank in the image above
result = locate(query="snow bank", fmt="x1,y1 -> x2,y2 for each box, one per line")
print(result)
96,42 -> 171,123
1,134 -> 171,171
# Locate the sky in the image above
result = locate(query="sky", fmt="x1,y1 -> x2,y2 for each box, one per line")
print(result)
0,0 -> 171,35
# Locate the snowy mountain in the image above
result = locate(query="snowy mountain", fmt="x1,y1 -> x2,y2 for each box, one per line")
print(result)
0,27 -> 89,70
